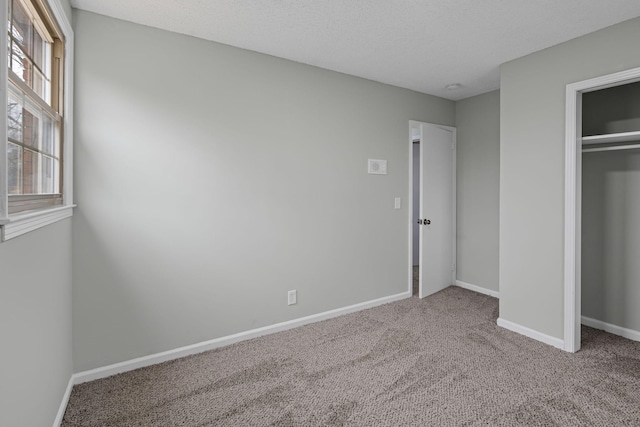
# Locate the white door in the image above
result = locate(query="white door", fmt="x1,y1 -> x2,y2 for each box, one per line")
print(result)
419,123 -> 456,298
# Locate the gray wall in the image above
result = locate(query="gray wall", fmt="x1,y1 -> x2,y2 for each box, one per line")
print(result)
72,10 -> 455,371
582,149 -> 640,332
0,219 -> 73,427
455,91 -> 500,292
500,16 -> 640,339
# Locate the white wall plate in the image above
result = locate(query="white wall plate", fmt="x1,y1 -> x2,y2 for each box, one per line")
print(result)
368,159 -> 387,175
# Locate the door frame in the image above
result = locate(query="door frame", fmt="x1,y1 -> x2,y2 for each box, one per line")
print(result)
408,120 -> 457,297
563,66 -> 640,352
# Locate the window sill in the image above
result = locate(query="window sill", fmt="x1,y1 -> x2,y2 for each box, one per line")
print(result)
1,205 -> 75,241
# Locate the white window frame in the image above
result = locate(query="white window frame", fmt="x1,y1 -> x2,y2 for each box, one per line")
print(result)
0,0 -> 74,241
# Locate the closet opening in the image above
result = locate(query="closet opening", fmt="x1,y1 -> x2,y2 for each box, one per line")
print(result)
564,67 -> 640,352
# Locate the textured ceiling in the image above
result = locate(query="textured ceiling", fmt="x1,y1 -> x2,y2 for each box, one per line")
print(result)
69,0 -> 640,100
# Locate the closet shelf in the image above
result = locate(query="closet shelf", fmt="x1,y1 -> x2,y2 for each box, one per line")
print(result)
582,130 -> 640,145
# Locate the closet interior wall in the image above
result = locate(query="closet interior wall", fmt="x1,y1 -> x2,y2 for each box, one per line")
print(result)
581,81 -> 640,336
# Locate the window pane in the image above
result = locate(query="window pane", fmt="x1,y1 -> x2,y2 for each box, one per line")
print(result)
41,114 -> 55,156
11,44 -> 33,87
7,34 -> 12,70
22,149 -> 40,194
33,31 -> 51,102
32,56 -> 51,103
8,142 -> 23,195
53,159 -> 60,193
33,29 -> 44,69
12,0 -> 33,55
40,155 -> 55,193
8,0 -> 12,30
33,67 -> 45,99
8,89 -> 23,142
23,104 -> 40,150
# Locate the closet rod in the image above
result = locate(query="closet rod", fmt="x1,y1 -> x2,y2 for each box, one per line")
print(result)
583,143 -> 640,153
582,130 -> 640,145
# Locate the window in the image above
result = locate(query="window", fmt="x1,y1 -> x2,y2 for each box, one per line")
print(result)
1,0 -> 73,240
7,0 -> 63,213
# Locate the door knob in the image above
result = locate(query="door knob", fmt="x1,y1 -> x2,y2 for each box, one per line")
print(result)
425,219 -> 431,225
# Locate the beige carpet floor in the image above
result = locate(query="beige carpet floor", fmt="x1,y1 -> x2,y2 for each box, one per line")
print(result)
63,287 -> 640,426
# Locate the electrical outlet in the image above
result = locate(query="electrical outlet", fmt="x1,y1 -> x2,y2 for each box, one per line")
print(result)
288,290 -> 297,306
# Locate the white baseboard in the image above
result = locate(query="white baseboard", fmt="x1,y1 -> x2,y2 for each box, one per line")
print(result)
497,317 -> 564,349
53,375 -> 74,427
73,291 -> 412,385
455,280 -> 500,298
582,316 -> 640,343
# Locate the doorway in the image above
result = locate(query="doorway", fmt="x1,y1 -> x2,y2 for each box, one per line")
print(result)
409,121 -> 457,299
564,66 -> 640,352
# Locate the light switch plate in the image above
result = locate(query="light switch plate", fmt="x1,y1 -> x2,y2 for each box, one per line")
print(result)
288,290 -> 297,305
394,197 -> 401,209
368,159 -> 387,175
